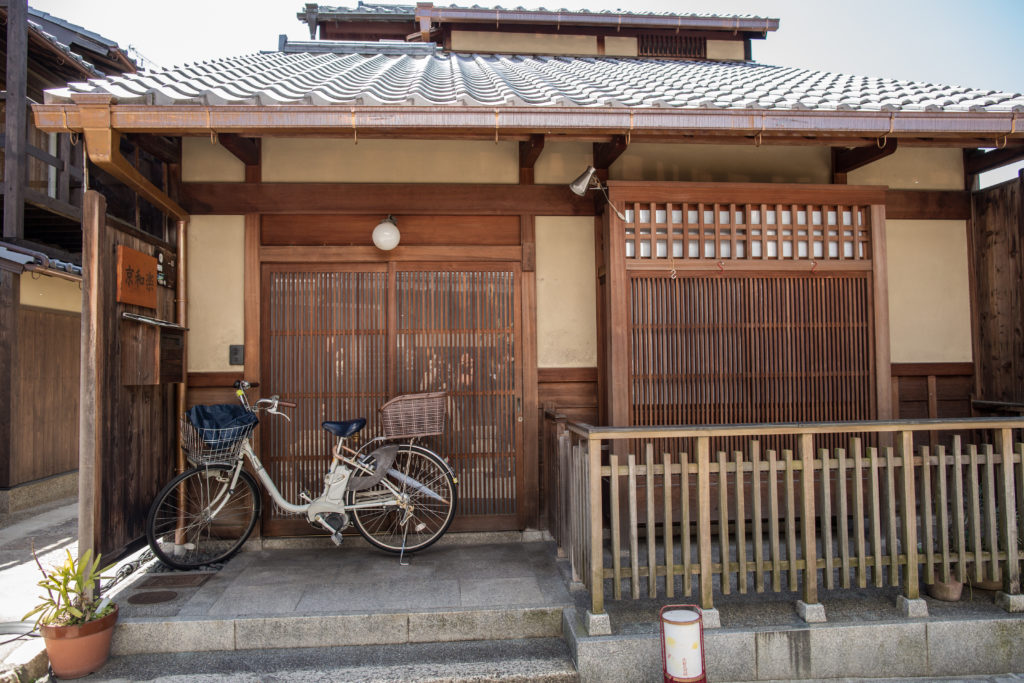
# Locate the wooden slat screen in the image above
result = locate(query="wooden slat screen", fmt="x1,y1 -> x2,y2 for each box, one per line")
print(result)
264,269 -> 388,528
395,270 -> 519,520
622,202 -> 871,264
630,273 -> 874,427
636,34 -> 706,59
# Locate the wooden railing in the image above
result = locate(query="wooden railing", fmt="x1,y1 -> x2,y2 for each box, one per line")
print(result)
543,412 -> 1024,627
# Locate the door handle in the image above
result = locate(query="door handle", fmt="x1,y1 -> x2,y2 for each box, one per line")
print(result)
516,397 -> 523,422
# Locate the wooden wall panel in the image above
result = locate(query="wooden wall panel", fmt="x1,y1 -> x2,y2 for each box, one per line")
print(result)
972,175 -> 1024,403
11,307 -> 81,486
891,363 -> 974,420
0,270 -> 16,489
538,367 -> 598,423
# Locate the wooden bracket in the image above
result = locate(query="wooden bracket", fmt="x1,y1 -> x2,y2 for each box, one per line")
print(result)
218,134 -> 260,167
831,138 -> 898,182
518,134 -> 545,184
593,134 -> 628,171
128,134 -> 180,164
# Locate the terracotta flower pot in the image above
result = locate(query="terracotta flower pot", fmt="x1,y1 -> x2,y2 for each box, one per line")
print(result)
927,578 -> 963,602
39,605 -> 118,679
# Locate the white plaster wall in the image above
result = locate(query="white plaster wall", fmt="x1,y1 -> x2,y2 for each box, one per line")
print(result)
187,215 -> 245,372
886,219 -> 972,362
182,137 -> 245,182
262,138 -> 518,184
610,143 -> 832,184
847,147 -> 964,190
535,216 -> 597,367
19,272 -> 81,312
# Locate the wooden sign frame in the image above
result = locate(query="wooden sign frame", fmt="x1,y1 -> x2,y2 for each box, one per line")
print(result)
116,245 -> 158,309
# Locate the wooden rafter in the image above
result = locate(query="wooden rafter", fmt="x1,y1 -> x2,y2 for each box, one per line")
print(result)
518,134 -> 544,184
128,134 -> 180,164
964,145 -> 1024,176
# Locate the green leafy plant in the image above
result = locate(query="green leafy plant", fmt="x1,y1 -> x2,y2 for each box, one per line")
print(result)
23,548 -> 116,629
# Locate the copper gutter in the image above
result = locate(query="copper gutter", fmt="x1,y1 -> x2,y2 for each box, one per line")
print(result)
32,104 -> 1023,143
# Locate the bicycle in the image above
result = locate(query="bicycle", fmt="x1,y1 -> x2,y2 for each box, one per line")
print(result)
145,381 -> 458,570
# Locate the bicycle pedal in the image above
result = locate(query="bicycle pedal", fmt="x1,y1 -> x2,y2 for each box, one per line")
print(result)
330,531 -> 344,547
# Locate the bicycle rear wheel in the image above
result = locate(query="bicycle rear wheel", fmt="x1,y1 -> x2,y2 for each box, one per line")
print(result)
146,465 -> 261,570
350,445 -> 457,553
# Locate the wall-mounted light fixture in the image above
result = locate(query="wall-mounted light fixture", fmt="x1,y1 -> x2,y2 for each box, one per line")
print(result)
372,215 -> 400,250
569,165 -> 627,220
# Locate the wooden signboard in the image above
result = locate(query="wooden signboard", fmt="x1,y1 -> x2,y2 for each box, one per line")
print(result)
116,245 -> 158,309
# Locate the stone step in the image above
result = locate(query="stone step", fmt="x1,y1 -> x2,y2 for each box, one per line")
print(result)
113,606 -> 565,656
93,637 -> 579,682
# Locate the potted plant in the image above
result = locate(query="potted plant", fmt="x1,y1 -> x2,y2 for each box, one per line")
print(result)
23,548 -> 118,679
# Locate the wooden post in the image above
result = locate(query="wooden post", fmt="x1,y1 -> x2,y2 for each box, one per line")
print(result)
898,430 -> 920,598
3,0 -> 28,240
998,428 -> 1020,594
521,215 -> 540,528
697,436 -> 713,608
0,271 -> 19,490
588,434 -> 605,616
79,191 -> 108,562
799,433 -> 819,604
870,204 -> 893,419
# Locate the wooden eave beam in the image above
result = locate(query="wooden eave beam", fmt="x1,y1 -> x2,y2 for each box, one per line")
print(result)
593,134 -> 628,171
964,145 -> 1024,176
179,182 -> 594,216
218,133 -> 260,167
832,138 -> 898,176
518,134 -> 544,184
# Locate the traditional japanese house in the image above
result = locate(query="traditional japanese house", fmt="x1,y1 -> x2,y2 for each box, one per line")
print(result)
30,2 -> 1024,630
0,3 -> 137,515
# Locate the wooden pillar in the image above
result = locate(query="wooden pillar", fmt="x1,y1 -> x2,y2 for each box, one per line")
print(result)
898,430 -> 919,599
799,433 -> 819,604
870,204 -> 893,419
79,191 -> 109,559
3,0 -> 28,240
521,214 -> 540,528
0,270 -> 19,490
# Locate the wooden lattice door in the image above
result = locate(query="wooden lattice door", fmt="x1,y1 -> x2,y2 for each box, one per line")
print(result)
261,264 -> 523,535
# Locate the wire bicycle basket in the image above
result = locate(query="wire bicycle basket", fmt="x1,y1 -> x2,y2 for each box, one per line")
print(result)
379,392 -> 446,438
180,413 -> 257,466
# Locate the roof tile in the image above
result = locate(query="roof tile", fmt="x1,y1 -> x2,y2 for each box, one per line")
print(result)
43,49 -> 1024,115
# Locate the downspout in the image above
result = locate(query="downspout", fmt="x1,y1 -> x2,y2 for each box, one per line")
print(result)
71,94 -> 192,473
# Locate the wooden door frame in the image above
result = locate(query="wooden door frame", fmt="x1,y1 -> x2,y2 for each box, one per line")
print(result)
250,214 -> 538,533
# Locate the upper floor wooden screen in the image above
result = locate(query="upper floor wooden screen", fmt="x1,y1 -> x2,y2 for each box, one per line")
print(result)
620,201 -> 872,266
603,182 -> 891,427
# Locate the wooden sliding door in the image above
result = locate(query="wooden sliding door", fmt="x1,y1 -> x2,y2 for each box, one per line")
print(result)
261,263 -> 523,535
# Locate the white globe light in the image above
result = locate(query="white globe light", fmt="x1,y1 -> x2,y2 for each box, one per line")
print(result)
372,217 -> 400,251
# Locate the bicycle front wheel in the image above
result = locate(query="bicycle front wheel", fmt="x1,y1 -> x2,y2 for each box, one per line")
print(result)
351,445 -> 457,554
146,465 -> 261,570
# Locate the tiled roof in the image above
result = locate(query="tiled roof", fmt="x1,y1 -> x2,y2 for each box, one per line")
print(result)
25,8 -> 133,78
310,2 -> 770,21
45,50 -> 1024,114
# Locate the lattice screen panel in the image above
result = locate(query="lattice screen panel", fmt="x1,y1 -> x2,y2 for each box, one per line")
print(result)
622,202 -> 871,263
264,270 -> 388,523
629,273 -> 874,427
395,270 -> 519,519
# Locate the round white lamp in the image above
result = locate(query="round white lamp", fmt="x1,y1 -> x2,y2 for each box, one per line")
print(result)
372,215 -> 400,251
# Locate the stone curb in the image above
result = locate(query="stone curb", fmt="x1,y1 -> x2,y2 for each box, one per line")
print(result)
0,639 -> 47,683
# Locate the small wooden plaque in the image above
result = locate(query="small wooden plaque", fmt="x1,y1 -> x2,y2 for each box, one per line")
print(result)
116,245 -> 158,309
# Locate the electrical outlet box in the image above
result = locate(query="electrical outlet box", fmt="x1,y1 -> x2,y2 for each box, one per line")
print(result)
229,345 -> 245,366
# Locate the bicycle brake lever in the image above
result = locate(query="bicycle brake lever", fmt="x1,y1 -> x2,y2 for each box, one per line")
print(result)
268,407 -> 291,422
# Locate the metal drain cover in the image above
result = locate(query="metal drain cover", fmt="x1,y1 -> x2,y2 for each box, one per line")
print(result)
127,590 -> 179,605
140,573 -> 213,589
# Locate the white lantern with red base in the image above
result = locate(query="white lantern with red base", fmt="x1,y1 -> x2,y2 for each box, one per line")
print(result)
659,604 -> 706,683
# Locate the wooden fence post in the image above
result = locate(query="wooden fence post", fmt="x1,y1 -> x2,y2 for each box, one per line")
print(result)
799,433 -> 819,604
998,428 -> 1020,594
698,436 -> 713,609
588,434 -> 605,617
898,430 -> 920,599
